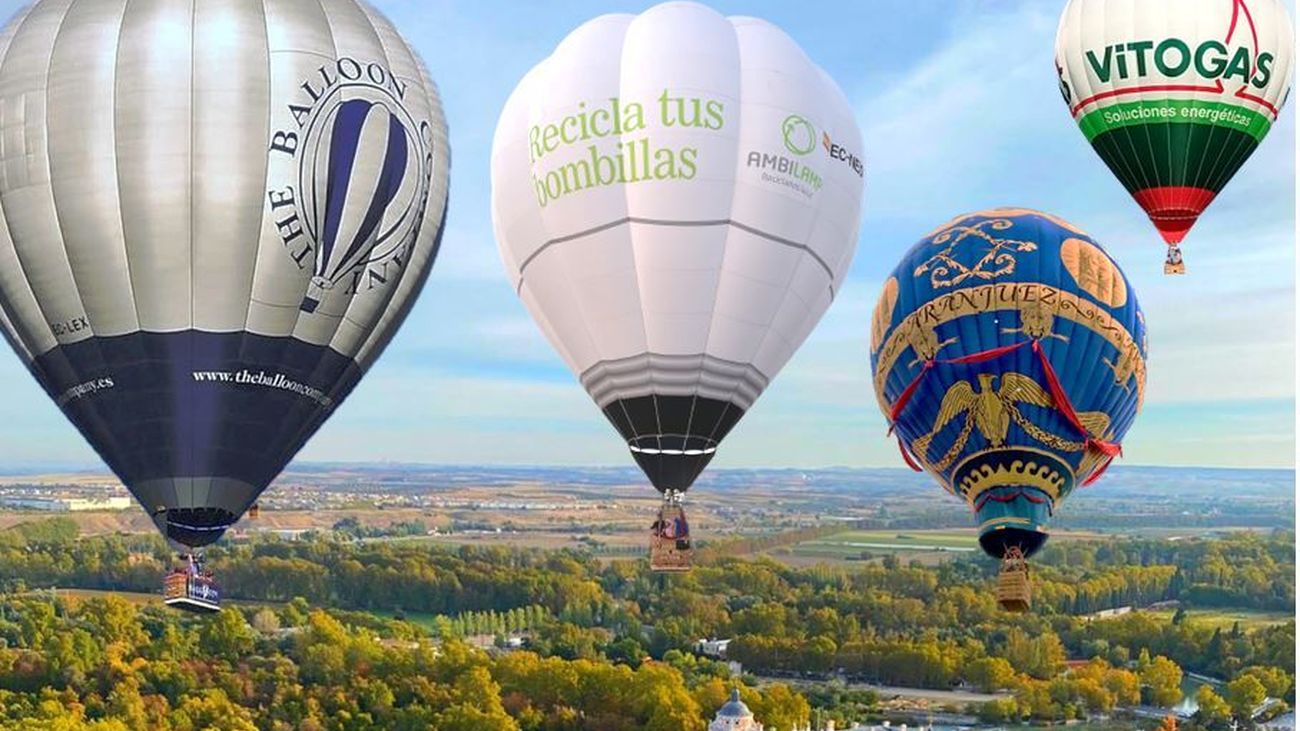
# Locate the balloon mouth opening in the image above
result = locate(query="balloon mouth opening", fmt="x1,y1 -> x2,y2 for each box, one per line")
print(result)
160,508 -> 237,549
980,526 -> 1049,560
628,434 -> 718,457
1148,214 -> 1199,246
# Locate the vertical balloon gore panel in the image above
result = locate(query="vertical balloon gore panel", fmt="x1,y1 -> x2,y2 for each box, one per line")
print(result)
116,0 -> 195,332
190,0 -> 268,332
491,2 -> 865,494
47,0 -> 139,337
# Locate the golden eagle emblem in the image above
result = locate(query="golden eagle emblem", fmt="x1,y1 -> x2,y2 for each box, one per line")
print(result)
912,373 -> 1111,472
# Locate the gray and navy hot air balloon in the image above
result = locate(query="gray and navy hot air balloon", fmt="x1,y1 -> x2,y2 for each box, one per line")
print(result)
870,209 -> 1146,611
0,0 -> 448,608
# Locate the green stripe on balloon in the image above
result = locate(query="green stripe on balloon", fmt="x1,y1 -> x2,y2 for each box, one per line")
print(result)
1076,99 -> 1273,144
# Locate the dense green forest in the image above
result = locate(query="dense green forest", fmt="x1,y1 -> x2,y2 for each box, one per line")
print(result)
0,519 -> 1290,730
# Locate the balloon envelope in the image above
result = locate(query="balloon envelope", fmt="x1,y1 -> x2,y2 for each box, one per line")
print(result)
0,0 -> 450,549
870,209 -> 1146,558
1055,0 -> 1294,246
491,2 -> 864,493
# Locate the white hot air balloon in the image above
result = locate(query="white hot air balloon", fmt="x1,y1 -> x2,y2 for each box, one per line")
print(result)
0,0 -> 449,610
491,1 -> 864,570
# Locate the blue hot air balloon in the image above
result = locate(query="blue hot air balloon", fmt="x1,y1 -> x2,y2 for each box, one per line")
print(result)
869,209 -> 1147,610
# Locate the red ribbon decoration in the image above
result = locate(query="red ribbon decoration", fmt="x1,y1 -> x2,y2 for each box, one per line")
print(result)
888,360 -> 935,429
888,341 -> 1031,428
896,436 -> 924,472
886,337 -> 1123,485
974,488 -> 1050,510
1030,340 -> 1122,485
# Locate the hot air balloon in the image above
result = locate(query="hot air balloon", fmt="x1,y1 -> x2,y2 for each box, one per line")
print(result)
870,209 -> 1146,610
491,2 -> 864,571
1055,0 -> 1294,274
0,0 -> 449,611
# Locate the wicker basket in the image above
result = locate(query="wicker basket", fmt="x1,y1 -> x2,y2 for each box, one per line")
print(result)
650,503 -> 692,572
996,546 -> 1032,612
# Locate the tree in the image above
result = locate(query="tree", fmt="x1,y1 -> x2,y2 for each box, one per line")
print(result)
436,667 -> 519,731
250,608 -> 281,635
1140,655 -> 1184,707
435,704 -> 520,731
1195,685 -> 1232,726
1240,665 -> 1293,700
1156,715 -> 1178,731
748,683 -> 810,731
976,698 -> 1018,723
1103,667 -> 1141,707
1225,675 -> 1267,720
170,688 -> 258,731
965,656 -> 1016,692
197,608 -> 255,661
1005,628 -> 1066,680
607,636 -> 646,667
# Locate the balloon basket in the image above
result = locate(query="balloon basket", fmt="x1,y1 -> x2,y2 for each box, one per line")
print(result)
996,545 -> 1031,612
650,492 -> 691,572
1163,245 -> 1185,275
163,554 -> 221,614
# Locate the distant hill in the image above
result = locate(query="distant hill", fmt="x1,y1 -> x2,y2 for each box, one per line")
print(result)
280,463 -> 1295,499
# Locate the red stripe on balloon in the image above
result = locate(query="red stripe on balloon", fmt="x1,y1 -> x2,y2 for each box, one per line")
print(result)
897,436 -> 923,473
1131,187 -> 1217,246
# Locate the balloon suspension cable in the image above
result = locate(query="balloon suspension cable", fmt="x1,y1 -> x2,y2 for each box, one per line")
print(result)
1164,244 -> 1186,276
179,552 -> 206,576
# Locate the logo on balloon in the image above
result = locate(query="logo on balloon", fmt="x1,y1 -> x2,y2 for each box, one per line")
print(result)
781,114 -> 817,155
266,57 -> 436,313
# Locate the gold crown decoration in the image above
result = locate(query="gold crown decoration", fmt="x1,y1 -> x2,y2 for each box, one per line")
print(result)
957,458 -> 1066,504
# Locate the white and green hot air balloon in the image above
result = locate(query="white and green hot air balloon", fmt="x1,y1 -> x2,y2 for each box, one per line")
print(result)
0,0 -> 449,610
1055,0 -> 1294,274
490,1 -> 864,570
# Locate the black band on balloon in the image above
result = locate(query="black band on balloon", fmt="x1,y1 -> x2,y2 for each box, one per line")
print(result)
164,507 -> 239,548
602,394 -> 744,493
29,330 -> 363,547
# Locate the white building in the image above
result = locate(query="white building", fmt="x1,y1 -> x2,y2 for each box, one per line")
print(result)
696,638 -> 732,658
708,689 -> 812,731
710,690 -> 763,731
0,496 -> 132,511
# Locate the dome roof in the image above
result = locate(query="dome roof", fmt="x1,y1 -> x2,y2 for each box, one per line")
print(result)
717,689 -> 753,718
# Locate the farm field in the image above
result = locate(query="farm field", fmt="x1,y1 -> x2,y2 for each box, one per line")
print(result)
28,587 -> 162,606
1142,607 -> 1294,631
773,528 -> 979,566
774,528 -> 1113,566
19,587 -> 282,611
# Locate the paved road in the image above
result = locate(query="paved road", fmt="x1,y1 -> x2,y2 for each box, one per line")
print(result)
754,674 -> 1010,703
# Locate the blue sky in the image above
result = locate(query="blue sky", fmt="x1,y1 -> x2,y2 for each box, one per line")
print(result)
0,0 -> 1293,470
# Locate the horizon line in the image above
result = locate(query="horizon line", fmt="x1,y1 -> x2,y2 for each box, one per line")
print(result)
0,461 -> 1292,476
